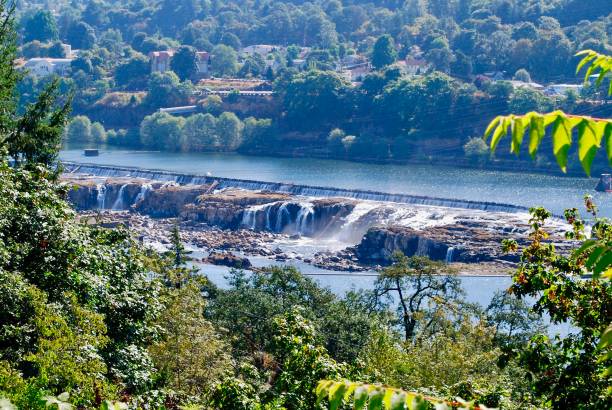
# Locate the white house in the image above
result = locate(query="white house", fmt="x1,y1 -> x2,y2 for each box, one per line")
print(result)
508,80 -> 545,92
23,58 -> 73,77
242,45 -> 283,58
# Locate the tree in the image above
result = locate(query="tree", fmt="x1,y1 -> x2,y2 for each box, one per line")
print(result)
115,55 -> 150,89
513,68 -> 532,82
66,22 -> 96,50
216,112 -> 243,150
373,253 -> 466,341
90,121 -> 107,144
150,280 -> 231,397
170,45 -> 197,81
371,35 -> 397,69
211,44 -> 238,77
140,111 -> 185,151
180,113 -> 217,151
144,71 -> 190,109
23,10 -> 58,43
64,115 -> 91,144
464,137 -> 490,163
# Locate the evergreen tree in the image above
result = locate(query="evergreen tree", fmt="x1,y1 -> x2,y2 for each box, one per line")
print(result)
371,35 -> 397,69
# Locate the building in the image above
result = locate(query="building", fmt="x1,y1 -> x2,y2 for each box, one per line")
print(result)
339,63 -> 372,82
508,80 -> 545,92
544,84 -> 583,96
195,52 -> 211,76
149,50 -> 174,73
149,50 -> 211,77
242,45 -> 283,58
23,58 -> 73,77
404,56 -> 431,76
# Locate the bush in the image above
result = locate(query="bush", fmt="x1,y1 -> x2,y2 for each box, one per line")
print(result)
463,137 -> 490,163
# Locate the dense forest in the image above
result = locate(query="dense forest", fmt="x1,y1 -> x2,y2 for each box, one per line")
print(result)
13,0 -> 612,172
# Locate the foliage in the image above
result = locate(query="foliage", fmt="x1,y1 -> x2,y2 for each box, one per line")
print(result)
463,137 -> 489,163
22,10 -> 58,43
373,253 -> 466,341
371,35 -> 398,69
500,204 -> 611,409
316,380 -> 484,410
170,45 -> 197,82
485,50 -> 612,175
207,266 -> 380,364
211,45 -> 238,77
484,110 -> 611,175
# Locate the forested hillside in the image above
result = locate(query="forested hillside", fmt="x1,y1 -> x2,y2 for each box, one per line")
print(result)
14,0 -> 612,171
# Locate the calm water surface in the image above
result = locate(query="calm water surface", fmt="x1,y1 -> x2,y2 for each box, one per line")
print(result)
60,147 -> 610,217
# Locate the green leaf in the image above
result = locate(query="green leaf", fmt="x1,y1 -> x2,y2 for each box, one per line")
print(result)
576,52 -> 596,75
551,114 -> 573,172
368,388 -> 384,410
585,246 -> 605,270
577,120 -> 601,176
511,115 -> 527,155
528,114 -> 545,159
575,239 -> 598,256
606,123 -> 612,166
354,386 -> 369,410
329,382 -> 349,410
484,116 -> 501,140
316,380 -> 334,405
595,68 -> 610,87
593,250 -> 612,277
490,116 -> 510,151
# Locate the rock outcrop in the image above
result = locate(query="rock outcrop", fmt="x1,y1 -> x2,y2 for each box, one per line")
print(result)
205,251 -> 252,269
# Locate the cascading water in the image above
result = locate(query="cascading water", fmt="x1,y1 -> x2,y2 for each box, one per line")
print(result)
96,184 -> 107,209
63,162 -> 530,214
111,184 -> 128,210
275,203 -> 291,233
445,247 -> 455,263
134,183 -> 152,205
295,203 -> 314,236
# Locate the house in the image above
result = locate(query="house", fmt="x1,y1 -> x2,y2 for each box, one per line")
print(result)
149,50 -> 174,73
404,56 -> 430,76
544,83 -> 583,96
242,45 -> 283,58
195,52 -> 211,76
339,63 -> 372,82
23,58 -> 73,77
508,80 -> 545,92
149,50 -> 211,77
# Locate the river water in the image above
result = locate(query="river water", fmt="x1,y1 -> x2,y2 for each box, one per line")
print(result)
63,146 -> 587,335
60,147 -> 610,217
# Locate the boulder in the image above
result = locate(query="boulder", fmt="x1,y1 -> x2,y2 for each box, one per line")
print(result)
205,251 -> 252,269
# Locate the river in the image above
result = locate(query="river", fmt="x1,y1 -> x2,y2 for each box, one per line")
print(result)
60,146 -> 610,217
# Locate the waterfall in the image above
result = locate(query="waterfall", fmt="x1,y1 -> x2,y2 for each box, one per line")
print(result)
111,184 -> 128,210
445,247 -> 455,264
134,183 -> 152,205
241,203 -> 270,230
96,184 -> 107,209
296,203 -> 314,235
275,203 -> 290,233
63,162 -> 531,214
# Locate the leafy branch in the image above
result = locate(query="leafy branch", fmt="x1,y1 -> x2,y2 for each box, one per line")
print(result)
484,50 -> 612,176
484,111 -> 611,175
316,380 -> 493,410
576,49 -> 612,94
